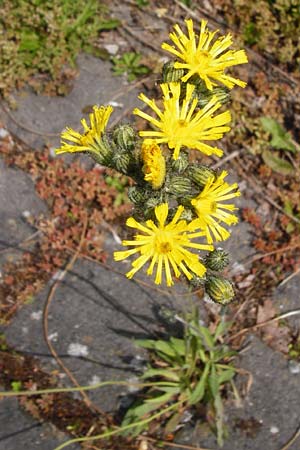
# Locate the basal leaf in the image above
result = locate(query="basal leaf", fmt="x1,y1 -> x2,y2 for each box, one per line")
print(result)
208,364 -> 219,398
189,363 -> 210,405
262,150 -> 294,175
260,117 -> 296,153
145,390 -> 177,404
141,368 -> 180,381
217,367 -> 235,384
198,326 -> 214,350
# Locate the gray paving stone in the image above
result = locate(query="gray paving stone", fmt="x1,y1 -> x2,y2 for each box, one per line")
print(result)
0,398 -> 79,450
0,158 -> 48,268
0,54 -> 140,151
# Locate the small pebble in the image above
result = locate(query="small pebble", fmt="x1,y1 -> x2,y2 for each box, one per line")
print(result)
288,360 -> 300,374
22,210 -> 31,218
270,426 -> 279,434
0,128 -> 9,138
49,147 -> 57,158
103,44 -> 119,55
108,100 -> 124,108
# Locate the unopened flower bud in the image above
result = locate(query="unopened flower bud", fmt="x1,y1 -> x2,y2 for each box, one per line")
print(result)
171,152 -> 189,173
113,124 -> 136,151
128,186 -> 147,204
205,249 -> 229,271
188,165 -> 216,187
190,274 -> 206,288
196,86 -> 230,108
205,276 -> 235,305
166,176 -> 192,195
145,196 -> 161,209
87,135 -> 112,165
162,61 -> 185,83
112,151 -> 131,174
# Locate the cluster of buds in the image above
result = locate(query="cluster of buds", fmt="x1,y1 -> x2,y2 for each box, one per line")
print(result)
56,19 -> 248,305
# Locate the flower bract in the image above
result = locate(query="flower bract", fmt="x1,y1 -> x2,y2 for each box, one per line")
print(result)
141,139 -> 166,189
55,105 -> 113,155
161,19 -> 248,90
191,170 -> 241,243
114,203 -> 213,286
134,82 -> 231,160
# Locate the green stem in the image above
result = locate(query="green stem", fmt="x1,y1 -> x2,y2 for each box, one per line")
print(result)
0,380 -> 176,398
53,401 -> 182,450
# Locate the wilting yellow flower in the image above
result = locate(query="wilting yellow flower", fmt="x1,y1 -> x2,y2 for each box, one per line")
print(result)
134,83 -> 231,160
141,139 -> 166,189
162,19 -> 248,91
191,171 -> 241,244
114,203 -> 213,286
55,105 -> 113,155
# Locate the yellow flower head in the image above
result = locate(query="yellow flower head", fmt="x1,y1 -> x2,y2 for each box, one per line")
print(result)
134,82 -> 231,160
141,139 -> 166,189
191,170 -> 241,244
55,105 -> 113,155
114,203 -> 213,286
162,19 -> 248,91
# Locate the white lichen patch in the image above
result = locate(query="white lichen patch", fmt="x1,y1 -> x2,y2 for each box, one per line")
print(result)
48,332 -> 58,342
30,310 -> 43,320
67,343 -> 89,357
88,375 -> 101,386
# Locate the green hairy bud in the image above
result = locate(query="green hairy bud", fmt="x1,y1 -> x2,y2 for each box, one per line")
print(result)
205,276 -> 235,305
113,124 -> 136,151
196,86 -> 230,108
205,249 -> 230,271
87,135 -> 112,165
112,151 -> 131,174
171,151 -> 189,173
128,186 -> 147,204
188,165 -> 216,187
190,274 -> 206,288
162,61 -> 185,83
166,176 -> 192,195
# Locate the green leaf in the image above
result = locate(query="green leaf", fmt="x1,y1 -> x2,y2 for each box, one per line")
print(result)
170,337 -> 186,355
11,381 -> 22,392
213,321 -> 232,342
260,117 -> 296,153
135,339 -> 157,350
271,135 -> 296,152
154,340 -> 178,357
217,367 -> 236,384
19,30 -> 41,53
97,19 -> 120,31
208,364 -> 219,398
189,363 -> 210,405
164,411 -> 183,435
262,150 -> 294,175
198,348 -> 208,363
121,396 -> 170,435
141,368 -> 180,381
198,326 -> 215,350
145,390 -> 177,404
